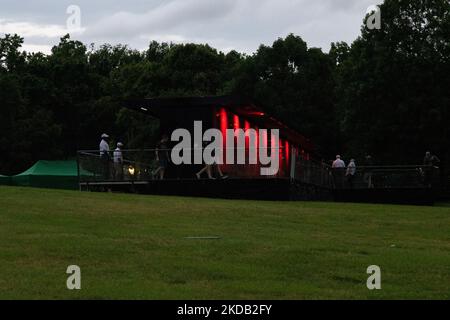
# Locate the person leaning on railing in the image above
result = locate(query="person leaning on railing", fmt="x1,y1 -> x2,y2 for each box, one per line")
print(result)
423,151 -> 440,187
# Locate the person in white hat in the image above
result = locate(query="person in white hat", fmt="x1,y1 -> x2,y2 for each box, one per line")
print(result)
113,142 -> 124,180
100,134 -> 110,157
99,134 -> 111,179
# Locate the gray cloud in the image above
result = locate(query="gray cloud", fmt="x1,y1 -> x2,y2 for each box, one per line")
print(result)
0,0 -> 380,54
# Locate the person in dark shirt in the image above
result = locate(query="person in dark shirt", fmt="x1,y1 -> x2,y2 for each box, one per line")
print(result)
154,134 -> 170,180
424,152 -> 440,167
364,155 -> 374,188
423,151 -> 440,187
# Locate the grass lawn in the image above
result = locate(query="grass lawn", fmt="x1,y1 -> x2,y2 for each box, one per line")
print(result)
0,186 -> 449,300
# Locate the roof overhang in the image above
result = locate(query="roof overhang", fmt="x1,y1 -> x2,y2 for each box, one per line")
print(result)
123,95 -> 314,150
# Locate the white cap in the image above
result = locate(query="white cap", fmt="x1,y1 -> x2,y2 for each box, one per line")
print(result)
101,133 -> 109,139
117,142 -> 124,147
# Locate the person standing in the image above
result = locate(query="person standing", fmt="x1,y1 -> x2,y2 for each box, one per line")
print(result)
332,155 -> 346,189
99,133 -> 111,180
113,142 -> 124,180
364,155 -> 374,188
332,155 -> 346,169
154,134 -> 170,180
346,159 -> 357,189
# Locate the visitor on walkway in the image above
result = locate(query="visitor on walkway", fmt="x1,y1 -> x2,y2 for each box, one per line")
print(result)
154,134 -> 170,180
113,142 -> 124,180
346,159 -> 357,189
332,155 -> 346,189
99,133 -> 111,180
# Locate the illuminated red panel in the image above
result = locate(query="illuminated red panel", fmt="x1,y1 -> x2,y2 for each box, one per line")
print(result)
279,138 -> 283,157
233,115 -> 240,131
244,120 -> 250,145
254,127 -> 259,162
279,139 -> 283,170
271,135 -> 277,159
244,120 -> 251,132
285,140 -> 290,162
220,108 -> 228,161
261,129 -> 268,153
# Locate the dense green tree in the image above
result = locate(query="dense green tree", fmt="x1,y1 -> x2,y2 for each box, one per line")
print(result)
335,0 -> 450,164
231,34 -> 339,157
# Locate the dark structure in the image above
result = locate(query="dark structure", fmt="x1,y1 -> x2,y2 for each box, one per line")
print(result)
124,95 -> 314,180
77,96 -> 439,205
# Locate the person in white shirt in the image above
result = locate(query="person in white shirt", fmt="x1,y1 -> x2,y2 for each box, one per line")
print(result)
346,159 -> 357,189
332,155 -> 346,168
100,134 -> 110,157
113,142 -> 124,180
99,133 -> 111,179
332,155 -> 346,189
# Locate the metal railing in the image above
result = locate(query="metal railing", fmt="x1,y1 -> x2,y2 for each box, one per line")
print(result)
291,159 -> 440,190
77,148 -> 292,183
328,165 -> 440,190
77,149 -> 161,183
293,159 -> 333,188
77,149 -> 441,191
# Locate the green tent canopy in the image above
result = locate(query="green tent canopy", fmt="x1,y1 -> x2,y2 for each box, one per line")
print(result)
12,160 -> 87,190
0,175 -> 11,186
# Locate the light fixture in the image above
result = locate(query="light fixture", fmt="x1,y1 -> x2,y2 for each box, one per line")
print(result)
140,107 -> 148,112
128,166 -> 135,176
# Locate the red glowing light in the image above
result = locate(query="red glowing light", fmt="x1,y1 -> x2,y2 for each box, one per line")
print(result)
220,108 -> 228,161
285,140 -> 290,162
261,130 -> 268,151
233,115 -> 240,131
247,112 -> 266,117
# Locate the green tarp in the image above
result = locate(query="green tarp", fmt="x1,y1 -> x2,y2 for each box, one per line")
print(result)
0,175 -> 11,186
11,160 -> 83,190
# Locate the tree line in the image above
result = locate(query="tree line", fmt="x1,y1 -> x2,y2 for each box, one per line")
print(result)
0,0 -> 449,175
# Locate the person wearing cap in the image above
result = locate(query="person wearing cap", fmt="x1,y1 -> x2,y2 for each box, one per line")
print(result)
99,134 -> 111,180
113,142 -> 124,180
100,134 -> 110,156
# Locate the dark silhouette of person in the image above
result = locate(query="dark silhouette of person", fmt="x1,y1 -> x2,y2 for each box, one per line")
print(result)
423,152 -> 440,187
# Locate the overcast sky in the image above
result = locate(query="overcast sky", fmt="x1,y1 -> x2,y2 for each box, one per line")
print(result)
0,0 -> 380,54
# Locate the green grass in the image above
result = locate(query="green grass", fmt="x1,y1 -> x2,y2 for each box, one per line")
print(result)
0,186 -> 449,300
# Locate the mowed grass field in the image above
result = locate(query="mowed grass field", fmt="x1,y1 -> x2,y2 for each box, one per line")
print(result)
0,186 -> 449,300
